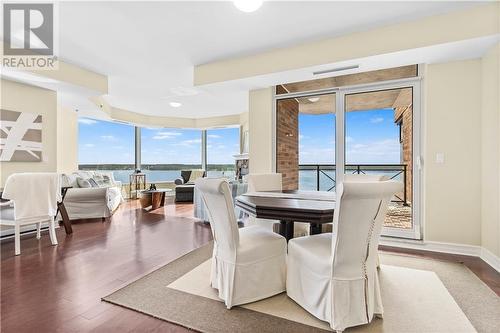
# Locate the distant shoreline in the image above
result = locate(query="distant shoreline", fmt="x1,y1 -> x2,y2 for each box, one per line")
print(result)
79,164 -> 235,171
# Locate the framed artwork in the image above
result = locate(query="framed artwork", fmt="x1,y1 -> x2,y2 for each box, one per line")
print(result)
0,109 -> 43,162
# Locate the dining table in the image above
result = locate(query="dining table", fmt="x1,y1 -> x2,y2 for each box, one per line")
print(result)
235,190 -> 336,241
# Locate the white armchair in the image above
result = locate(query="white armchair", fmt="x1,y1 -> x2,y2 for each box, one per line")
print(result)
286,180 -> 401,332
195,178 -> 287,309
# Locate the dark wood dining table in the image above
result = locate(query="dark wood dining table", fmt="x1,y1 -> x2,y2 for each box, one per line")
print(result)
235,190 -> 335,241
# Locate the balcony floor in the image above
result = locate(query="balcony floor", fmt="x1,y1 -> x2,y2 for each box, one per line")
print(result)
385,202 -> 412,229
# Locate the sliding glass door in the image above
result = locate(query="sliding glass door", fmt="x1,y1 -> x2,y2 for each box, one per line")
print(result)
276,79 -> 421,239
342,86 -> 419,238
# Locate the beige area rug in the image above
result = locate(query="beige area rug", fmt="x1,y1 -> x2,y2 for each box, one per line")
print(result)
103,243 -> 500,333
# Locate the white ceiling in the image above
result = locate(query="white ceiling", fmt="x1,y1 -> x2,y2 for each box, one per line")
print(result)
14,1 -> 490,119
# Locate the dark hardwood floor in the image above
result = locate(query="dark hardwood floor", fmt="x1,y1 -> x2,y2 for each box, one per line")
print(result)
1,199 -> 498,332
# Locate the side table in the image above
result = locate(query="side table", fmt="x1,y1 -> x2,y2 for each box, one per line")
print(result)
129,173 -> 146,199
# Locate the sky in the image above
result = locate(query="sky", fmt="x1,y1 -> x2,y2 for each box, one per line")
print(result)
79,108 -> 400,166
78,118 -> 239,165
299,108 -> 401,164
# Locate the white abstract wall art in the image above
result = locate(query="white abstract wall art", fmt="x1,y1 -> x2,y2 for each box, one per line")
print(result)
0,109 -> 43,162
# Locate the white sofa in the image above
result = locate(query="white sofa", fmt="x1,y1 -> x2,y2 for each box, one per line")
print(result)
60,171 -> 123,220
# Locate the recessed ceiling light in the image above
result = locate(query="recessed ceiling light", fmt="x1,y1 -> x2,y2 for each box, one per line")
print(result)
308,97 -> 320,103
169,102 -> 182,108
233,0 -> 263,13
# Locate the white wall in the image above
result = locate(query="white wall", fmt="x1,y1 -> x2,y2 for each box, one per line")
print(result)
57,103 -> 78,174
480,44 -> 500,257
249,88 -> 274,173
423,60 -> 482,246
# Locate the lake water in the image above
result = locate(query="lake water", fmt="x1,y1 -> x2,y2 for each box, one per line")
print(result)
102,169 -> 401,191
101,169 -> 236,184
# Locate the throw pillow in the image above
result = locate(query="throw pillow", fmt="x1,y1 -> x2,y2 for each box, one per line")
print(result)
88,178 -> 99,187
188,169 -> 205,183
102,175 -> 112,186
76,177 -> 92,188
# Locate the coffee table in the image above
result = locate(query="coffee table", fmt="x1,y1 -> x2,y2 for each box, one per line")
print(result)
139,189 -> 172,210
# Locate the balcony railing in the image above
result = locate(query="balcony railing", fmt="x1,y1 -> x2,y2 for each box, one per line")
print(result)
299,164 -> 408,204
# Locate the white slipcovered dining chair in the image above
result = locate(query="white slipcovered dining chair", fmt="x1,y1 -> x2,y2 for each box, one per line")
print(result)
246,173 -> 309,237
322,174 -> 389,234
196,178 -> 287,309
0,173 -> 60,255
286,180 -> 402,332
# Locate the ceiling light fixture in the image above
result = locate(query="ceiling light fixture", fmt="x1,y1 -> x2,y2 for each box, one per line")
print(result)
233,0 -> 263,13
169,102 -> 182,108
307,97 -> 320,103
313,64 -> 359,76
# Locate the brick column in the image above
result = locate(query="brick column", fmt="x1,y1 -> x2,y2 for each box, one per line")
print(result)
276,98 -> 299,190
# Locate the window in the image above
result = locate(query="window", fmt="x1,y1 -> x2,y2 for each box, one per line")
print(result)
207,127 -> 239,179
141,128 -> 202,182
78,117 -> 135,183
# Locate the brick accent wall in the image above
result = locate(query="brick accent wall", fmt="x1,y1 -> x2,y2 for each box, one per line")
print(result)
276,98 -> 299,190
394,105 -> 413,204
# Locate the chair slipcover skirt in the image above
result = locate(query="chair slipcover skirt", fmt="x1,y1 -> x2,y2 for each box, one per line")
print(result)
211,226 -> 287,308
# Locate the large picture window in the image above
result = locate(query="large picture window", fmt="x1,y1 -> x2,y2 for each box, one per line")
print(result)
78,117 -> 135,183
141,128 -> 202,182
207,127 -> 239,178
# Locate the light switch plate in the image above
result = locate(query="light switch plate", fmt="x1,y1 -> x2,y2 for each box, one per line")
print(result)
435,152 -> 445,164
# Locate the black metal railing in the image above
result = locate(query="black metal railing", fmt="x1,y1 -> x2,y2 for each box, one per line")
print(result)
298,164 -> 408,204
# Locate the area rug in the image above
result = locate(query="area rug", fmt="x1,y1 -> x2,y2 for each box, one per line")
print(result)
103,242 -> 500,333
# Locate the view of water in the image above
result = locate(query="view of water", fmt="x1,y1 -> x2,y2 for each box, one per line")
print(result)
101,169 -> 401,191
100,169 -> 236,184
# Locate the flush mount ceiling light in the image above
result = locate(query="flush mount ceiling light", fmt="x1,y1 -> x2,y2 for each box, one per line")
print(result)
233,0 -> 263,13
169,102 -> 182,108
307,97 -> 320,103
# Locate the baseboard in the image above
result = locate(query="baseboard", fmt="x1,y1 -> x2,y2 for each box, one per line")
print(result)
380,237 -> 500,273
480,247 -> 500,273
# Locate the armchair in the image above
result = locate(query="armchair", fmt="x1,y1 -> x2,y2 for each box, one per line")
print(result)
175,170 -> 205,202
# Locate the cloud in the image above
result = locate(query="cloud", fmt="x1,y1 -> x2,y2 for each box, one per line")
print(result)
152,131 -> 183,140
346,136 -> 354,143
78,118 -> 97,125
370,117 -> 384,124
100,135 -> 116,141
182,139 -> 202,145
346,139 -> 400,164
83,143 -> 95,148
207,134 -> 221,139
